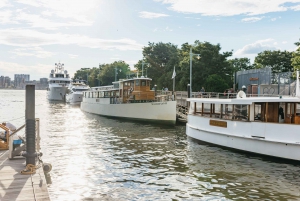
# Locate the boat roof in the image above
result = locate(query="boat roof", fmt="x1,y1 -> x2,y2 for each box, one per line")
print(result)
187,96 -> 300,105
113,77 -> 152,84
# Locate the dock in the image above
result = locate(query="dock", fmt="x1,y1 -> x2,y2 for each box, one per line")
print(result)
0,150 -> 51,201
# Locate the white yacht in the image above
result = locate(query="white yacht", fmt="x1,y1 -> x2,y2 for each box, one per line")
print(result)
186,72 -> 300,161
81,77 -> 176,124
66,80 -> 90,104
47,63 -> 71,101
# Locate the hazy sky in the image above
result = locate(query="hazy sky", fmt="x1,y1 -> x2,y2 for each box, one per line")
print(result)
0,0 -> 300,80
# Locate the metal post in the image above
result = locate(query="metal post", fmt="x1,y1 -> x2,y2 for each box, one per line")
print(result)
189,47 -> 192,95
142,62 -> 144,77
187,84 -> 191,98
25,85 -> 36,165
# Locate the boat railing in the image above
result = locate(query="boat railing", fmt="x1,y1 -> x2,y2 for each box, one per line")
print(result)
0,118 -> 40,159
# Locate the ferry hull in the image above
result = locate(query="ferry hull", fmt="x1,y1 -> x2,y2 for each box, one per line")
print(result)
47,86 -> 68,101
81,99 -> 177,124
186,115 -> 300,161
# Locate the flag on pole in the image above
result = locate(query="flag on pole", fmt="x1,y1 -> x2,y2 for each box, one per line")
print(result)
171,66 -> 176,79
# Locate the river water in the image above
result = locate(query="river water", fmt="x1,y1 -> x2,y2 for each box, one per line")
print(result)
1,90 -> 300,201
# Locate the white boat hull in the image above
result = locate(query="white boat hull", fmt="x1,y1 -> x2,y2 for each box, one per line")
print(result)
186,115 -> 300,161
66,92 -> 83,104
81,98 -> 177,124
47,86 -> 68,101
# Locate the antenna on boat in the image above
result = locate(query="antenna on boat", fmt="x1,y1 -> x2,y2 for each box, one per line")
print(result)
297,70 -> 300,97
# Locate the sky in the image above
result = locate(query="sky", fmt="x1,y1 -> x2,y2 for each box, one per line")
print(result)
0,0 -> 300,80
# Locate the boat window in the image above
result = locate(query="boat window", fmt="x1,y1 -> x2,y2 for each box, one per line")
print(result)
135,80 -> 140,86
141,80 -> 146,86
222,104 -> 233,120
104,91 -> 109,97
147,80 -> 150,86
233,104 -> 248,121
55,81 -> 59,83
50,74 -> 53,78
124,82 -> 128,86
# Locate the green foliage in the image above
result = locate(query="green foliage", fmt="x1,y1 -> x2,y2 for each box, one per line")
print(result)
74,61 -> 130,87
291,39 -> 300,72
254,50 -> 293,73
228,58 -> 253,72
136,42 -> 180,89
205,74 -> 230,92
178,41 -> 233,91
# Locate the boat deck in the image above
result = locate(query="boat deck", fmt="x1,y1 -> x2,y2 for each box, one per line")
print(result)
0,150 -> 51,201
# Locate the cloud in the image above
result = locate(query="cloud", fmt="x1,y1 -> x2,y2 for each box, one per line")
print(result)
68,54 -> 78,59
10,47 -> 55,58
156,0 -> 300,16
0,0 -> 10,8
291,4 -> 300,10
241,17 -> 264,22
0,29 -> 144,50
0,10 -> 17,24
139,11 -> 169,19
234,39 -> 278,55
16,0 -> 98,23
0,1 -> 98,29
271,16 -> 281,21
0,61 -> 53,78
13,11 -> 92,30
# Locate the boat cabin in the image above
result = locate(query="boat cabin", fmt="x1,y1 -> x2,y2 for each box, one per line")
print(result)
83,77 -> 155,104
188,97 -> 300,124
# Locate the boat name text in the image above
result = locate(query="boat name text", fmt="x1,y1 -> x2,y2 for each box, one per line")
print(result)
209,120 -> 227,128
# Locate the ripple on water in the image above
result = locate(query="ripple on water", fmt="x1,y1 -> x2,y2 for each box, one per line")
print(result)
1,90 -> 300,200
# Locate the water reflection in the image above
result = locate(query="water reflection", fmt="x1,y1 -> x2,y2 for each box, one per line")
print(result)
1,90 -> 300,200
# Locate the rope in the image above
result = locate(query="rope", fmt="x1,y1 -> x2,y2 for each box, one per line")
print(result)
21,164 -> 38,175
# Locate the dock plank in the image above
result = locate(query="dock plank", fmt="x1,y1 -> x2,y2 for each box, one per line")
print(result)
0,150 -> 51,201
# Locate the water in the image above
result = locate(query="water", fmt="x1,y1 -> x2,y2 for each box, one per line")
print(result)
1,90 -> 300,200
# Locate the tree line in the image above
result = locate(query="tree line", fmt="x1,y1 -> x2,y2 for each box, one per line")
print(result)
74,39 -> 300,92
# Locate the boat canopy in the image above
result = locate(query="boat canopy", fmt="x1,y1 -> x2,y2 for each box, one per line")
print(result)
187,97 -> 300,105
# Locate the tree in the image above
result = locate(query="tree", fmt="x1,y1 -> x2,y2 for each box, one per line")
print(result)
205,74 -> 230,92
73,61 -> 131,87
136,42 -> 180,89
291,39 -> 300,73
254,50 -> 293,73
228,58 -> 253,72
178,41 -> 233,91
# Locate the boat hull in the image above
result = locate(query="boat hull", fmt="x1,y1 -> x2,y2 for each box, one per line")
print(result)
186,115 -> 300,161
66,92 -> 83,104
81,99 -> 177,124
47,86 -> 68,101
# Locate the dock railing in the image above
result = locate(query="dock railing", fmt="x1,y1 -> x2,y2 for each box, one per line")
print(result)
7,118 -> 40,159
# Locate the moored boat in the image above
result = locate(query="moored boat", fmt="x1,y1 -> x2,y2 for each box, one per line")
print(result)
47,63 -> 71,101
186,88 -> 300,161
80,77 -> 176,124
66,80 -> 90,104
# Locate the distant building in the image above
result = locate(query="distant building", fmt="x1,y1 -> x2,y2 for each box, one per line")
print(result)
14,74 -> 30,89
0,76 -> 11,88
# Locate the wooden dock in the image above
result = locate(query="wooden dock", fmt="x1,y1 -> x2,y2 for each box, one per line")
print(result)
0,150 -> 51,201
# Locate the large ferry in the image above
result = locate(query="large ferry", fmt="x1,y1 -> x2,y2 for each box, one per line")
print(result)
66,80 -> 90,104
186,73 -> 300,161
80,77 -> 177,124
47,63 -> 71,101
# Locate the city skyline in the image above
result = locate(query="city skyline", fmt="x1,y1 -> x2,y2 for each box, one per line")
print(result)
0,0 -> 300,80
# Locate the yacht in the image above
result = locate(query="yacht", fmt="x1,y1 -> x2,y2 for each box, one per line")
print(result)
66,80 -> 90,104
81,76 -> 176,124
47,63 -> 71,101
186,72 -> 300,161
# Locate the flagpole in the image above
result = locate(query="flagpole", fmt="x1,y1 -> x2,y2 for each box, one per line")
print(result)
173,76 -> 175,94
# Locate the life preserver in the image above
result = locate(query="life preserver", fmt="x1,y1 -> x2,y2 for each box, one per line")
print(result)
130,87 -> 133,92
